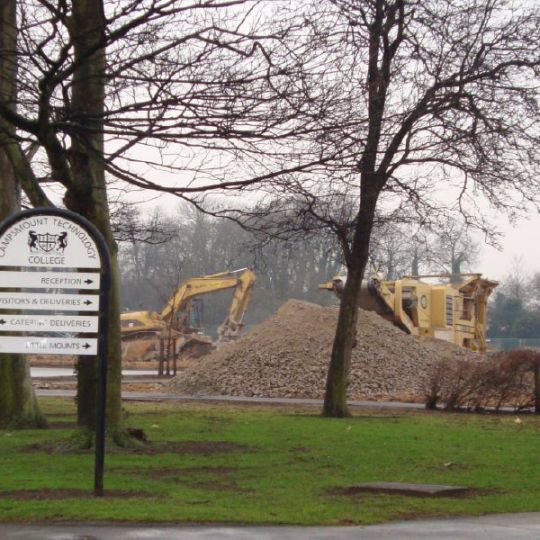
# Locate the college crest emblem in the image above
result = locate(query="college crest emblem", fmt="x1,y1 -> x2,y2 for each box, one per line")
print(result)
28,231 -> 68,253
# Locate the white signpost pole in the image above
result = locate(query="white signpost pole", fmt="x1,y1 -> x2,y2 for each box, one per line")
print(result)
0,207 -> 112,497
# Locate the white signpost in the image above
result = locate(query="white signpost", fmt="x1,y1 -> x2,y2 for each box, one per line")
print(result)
0,214 -> 101,354
0,208 -> 111,496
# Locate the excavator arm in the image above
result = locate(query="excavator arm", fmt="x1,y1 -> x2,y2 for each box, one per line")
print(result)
217,268 -> 256,341
161,268 -> 256,336
160,271 -> 243,323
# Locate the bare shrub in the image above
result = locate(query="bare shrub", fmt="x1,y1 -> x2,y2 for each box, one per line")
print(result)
424,361 -> 445,410
424,348 -> 540,412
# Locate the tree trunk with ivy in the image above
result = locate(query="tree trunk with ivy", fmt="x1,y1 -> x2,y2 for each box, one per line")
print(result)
0,0 -> 46,429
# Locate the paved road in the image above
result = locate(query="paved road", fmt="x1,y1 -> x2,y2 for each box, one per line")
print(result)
2,513 -> 540,539
31,367 -> 157,378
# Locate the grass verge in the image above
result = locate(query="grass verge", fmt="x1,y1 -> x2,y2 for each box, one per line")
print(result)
0,398 -> 539,525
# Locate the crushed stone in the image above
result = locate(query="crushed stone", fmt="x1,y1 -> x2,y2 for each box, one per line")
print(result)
169,299 -> 478,401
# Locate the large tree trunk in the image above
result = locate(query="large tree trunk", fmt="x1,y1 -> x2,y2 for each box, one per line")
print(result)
322,180 -> 380,417
322,0 -> 393,416
65,0 -> 122,436
0,0 -> 46,429
0,162 -> 47,428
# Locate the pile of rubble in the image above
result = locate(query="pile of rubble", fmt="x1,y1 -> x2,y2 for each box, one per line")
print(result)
169,299 -> 478,400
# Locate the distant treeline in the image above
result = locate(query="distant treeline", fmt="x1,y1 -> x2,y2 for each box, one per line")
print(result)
117,205 -> 540,339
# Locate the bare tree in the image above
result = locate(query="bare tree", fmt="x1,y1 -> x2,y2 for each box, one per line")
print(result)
118,203 -> 342,327
0,0 -> 315,439
423,217 -> 480,282
499,257 -> 529,304
367,221 -> 425,278
234,0 -> 540,416
530,272 -> 540,309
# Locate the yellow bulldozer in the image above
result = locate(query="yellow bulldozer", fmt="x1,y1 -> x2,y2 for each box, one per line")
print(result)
121,268 -> 256,362
320,273 -> 498,352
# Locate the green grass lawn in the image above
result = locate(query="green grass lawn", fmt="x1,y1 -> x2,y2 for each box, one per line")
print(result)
0,398 -> 539,525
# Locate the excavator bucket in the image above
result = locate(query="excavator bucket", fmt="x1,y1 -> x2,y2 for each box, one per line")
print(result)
177,334 -> 216,360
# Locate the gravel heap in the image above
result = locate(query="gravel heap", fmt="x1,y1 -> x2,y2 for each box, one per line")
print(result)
169,299 -> 479,400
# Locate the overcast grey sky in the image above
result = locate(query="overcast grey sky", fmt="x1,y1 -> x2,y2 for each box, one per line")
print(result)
477,211 -> 540,281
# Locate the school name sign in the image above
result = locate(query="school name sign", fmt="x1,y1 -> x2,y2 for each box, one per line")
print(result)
0,214 -> 100,268
0,211 -> 103,356
0,207 -> 112,496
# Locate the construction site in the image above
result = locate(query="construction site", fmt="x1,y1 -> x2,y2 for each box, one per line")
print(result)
31,267 -> 540,409
157,272 -> 494,400
35,270 -> 506,402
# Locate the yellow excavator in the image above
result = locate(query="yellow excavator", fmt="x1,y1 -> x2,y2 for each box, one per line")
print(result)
121,268 -> 256,362
320,273 -> 497,352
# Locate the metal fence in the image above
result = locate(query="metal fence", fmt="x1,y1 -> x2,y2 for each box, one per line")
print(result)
487,338 -> 540,351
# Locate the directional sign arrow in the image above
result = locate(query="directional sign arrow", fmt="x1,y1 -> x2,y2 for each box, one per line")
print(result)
0,336 -> 97,355
0,292 -> 99,312
0,271 -> 100,290
0,314 -> 98,333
